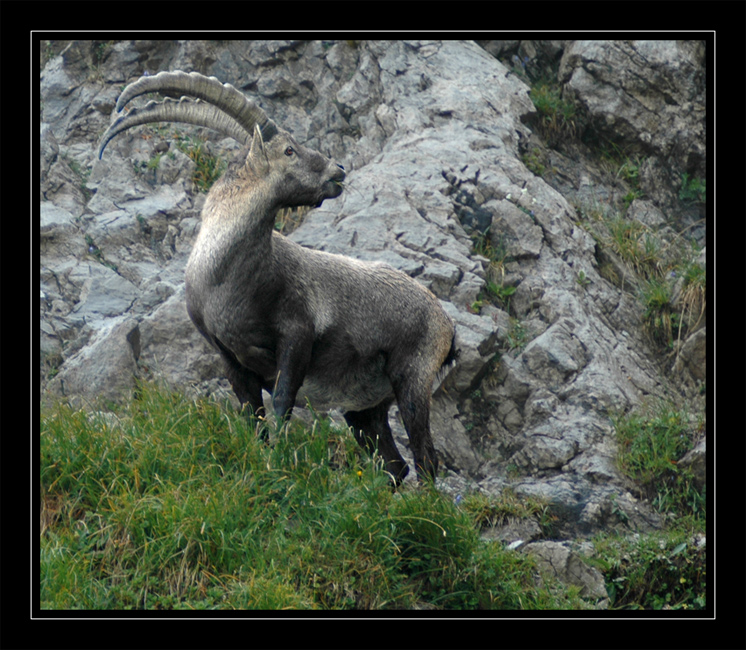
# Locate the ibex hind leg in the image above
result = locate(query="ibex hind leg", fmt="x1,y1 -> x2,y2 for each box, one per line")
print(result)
394,381 -> 438,483
344,399 -> 409,486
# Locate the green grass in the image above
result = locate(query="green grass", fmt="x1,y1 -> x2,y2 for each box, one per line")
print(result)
528,80 -> 578,144
40,382 -> 588,610
589,400 -> 707,610
613,401 -> 705,527
461,490 -> 558,538
573,198 -> 706,352
606,217 -> 662,281
640,277 -> 677,347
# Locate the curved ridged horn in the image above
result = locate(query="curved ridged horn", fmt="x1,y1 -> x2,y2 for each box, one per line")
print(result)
98,97 -> 250,159
98,70 -> 279,159
116,71 -> 277,137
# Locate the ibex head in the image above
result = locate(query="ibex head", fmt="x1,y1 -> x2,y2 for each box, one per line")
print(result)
243,123 -> 345,210
98,70 -> 345,209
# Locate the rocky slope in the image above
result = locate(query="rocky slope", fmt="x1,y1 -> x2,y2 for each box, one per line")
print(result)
39,39 -> 706,544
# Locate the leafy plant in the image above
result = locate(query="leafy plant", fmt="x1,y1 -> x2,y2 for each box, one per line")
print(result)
617,155 -> 642,186
62,154 -> 93,202
622,189 -> 643,209
505,318 -> 528,354
617,154 -> 646,207
485,280 -> 516,305
521,149 -> 546,176
679,173 -> 706,204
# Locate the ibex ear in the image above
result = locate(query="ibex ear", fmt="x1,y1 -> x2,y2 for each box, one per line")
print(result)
248,124 -> 270,175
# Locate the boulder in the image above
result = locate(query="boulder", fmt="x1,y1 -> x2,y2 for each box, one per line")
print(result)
524,541 -> 609,607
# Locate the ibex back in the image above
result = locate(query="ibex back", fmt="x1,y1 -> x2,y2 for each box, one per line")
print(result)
99,71 -> 456,484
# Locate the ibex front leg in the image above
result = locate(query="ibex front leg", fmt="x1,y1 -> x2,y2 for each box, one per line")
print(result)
215,340 -> 268,439
271,327 -> 313,425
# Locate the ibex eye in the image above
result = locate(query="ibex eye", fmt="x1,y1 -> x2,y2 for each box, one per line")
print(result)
284,147 -> 294,156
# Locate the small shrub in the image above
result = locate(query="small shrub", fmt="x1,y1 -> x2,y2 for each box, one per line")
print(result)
591,531 -> 706,610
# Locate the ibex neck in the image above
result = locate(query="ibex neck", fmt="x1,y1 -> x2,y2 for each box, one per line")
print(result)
189,187 -> 277,287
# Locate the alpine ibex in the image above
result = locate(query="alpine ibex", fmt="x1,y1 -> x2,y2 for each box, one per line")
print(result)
98,70 -> 456,484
